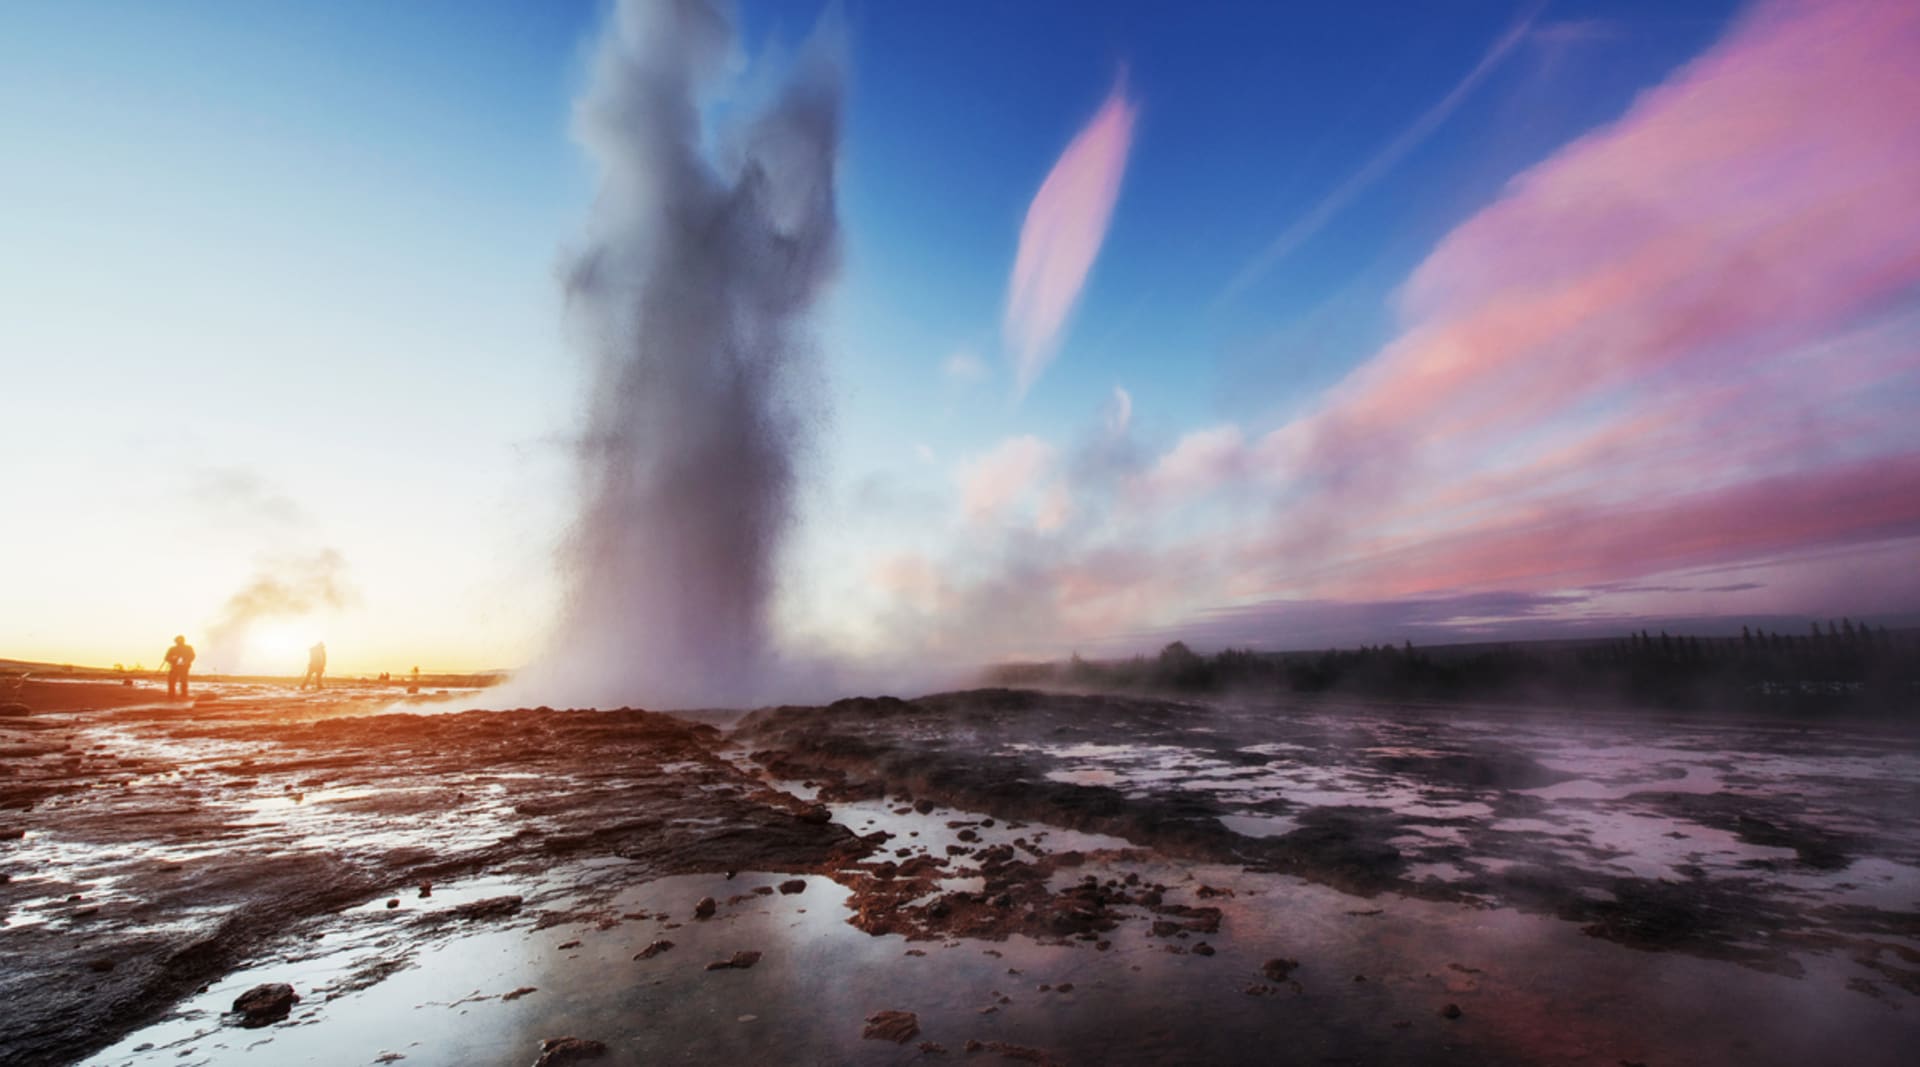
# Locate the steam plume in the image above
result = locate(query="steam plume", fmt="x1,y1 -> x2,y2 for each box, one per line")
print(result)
517,0 -> 842,709
202,549 -> 357,671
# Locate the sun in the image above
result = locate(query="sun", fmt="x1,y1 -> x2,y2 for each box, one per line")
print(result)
245,620 -> 313,674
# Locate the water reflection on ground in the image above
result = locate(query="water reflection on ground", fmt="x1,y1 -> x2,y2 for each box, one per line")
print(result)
31,690 -> 1920,1065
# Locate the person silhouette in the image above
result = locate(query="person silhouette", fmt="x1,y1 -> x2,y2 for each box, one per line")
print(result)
162,635 -> 195,699
301,642 -> 327,690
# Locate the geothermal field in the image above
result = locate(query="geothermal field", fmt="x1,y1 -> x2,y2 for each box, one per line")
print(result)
8,0 -> 1920,1065
2,677 -> 1917,1066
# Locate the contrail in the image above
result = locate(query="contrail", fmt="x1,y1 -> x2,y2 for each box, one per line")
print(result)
1213,7 -> 1538,309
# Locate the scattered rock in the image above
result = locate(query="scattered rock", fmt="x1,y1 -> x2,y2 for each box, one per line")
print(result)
1055,982 -> 1074,993
1193,943 -> 1215,957
449,895 -> 522,922
634,940 -> 675,960
418,882 -> 432,898
973,1040 -> 1057,1065
231,982 -> 299,1026
913,799 -> 935,814
1261,958 -> 1299,982
502,986 -> 538,1001
919,1040 -> 948,1054
534,1036 -> 607,1066
863,1009 -> 920,1043
1441,1003 -> 1463,1020
557,940 -> 581,951
386,898 -> 400,909
705,950 -> 762,971
693,897 -> 717,919
778,879 -> 808,895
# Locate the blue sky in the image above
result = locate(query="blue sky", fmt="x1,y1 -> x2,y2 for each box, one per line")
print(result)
7,0 -> 1916,676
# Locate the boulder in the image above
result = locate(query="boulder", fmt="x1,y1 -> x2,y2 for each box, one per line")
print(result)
232,982 -> 299,1026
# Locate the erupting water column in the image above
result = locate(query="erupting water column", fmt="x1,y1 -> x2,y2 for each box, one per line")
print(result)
522,0 -> 842,709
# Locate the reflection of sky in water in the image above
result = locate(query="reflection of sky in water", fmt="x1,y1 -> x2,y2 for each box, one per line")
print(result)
999,703 -> 1920,926
78,850 -> 1920,1067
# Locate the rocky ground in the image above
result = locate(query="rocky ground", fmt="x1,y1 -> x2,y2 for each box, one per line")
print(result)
0,679 -> 865,1066
4,680 -> 1917,1065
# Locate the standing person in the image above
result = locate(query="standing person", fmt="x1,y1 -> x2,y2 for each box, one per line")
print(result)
162,635 -> 195,699
301,642 -> 327,690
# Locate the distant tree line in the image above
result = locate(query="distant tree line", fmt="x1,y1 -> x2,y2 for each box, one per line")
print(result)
985,620 -> 1920,715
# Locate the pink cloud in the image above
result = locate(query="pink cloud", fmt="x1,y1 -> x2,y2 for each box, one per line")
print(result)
1141,425 -> 1246,500
1005,83 -> 1136,395
960,435 -> 1055,523
1322,0 -> 1920,451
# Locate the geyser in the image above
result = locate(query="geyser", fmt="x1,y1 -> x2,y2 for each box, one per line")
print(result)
520,0 -> 842,709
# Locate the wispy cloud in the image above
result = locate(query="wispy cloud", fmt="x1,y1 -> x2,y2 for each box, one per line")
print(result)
1004,81 -> 1136,396
941,347 -> 987,383
960,435 -> 1055,523
1214,7 -> 1538,307
188,466 -> 306,526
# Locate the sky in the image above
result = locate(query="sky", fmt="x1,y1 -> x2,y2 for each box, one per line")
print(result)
2,0 -> 1917,677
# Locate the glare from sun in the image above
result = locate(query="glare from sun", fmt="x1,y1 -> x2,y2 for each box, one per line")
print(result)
246,619 -> 315,674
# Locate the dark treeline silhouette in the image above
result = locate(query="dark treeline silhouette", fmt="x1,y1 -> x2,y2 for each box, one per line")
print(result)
988,620 -> 1920,715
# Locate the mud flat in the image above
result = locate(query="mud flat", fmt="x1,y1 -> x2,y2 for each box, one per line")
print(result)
5,682 -> 1918,1065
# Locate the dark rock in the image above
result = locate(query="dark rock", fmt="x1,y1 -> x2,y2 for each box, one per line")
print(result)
1261,958 -> 1299,982
693,896 -> 717,919
386,898 -> 400,909
0,702 -> 32,717
231,982 -> 299,1026
502,987 -> 537,1001
913,799 -> 935,814
1441,1003 -> 1463,1019
705,950 -> 762,971
534,1036 -> 607,1065
634,939 -> 674,960
778,879 -> 807,895
1193,943 -> 1215,956
449,895 -> 522,921
797,804 -> 833,825
863,1010 -> 920,1043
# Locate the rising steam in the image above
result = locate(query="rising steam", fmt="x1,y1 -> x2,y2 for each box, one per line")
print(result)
514,0 -> 843,709
202,549 -> 357,671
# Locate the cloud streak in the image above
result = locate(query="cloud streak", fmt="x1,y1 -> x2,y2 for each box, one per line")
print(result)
1004,81 -> 1136,396
1214,7 -> 1538,307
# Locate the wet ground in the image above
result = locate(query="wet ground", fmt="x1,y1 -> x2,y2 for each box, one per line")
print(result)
4,680 -> 1917,1065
